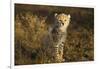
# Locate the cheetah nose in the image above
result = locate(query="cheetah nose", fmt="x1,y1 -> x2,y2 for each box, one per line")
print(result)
61,23 -> 64,25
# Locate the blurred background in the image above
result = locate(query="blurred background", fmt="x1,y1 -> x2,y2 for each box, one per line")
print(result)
15,4 -> 94,65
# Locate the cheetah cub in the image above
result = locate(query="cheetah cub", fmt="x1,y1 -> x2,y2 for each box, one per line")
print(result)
49,13 -> 71,63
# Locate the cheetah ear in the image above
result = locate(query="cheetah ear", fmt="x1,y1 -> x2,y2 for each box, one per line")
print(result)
55,13 -> 57,17
68,14 -> 71,18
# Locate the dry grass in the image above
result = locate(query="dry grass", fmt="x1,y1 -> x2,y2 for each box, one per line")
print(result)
15,4 -> 94,65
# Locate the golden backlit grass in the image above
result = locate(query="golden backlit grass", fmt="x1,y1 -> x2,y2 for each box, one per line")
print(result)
15,4 -> 94,65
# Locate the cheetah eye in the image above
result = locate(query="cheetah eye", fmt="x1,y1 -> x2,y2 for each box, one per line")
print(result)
65,20 -> 67,21
59,20 -> 62,22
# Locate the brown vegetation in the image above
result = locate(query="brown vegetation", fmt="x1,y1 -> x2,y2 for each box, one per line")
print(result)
15,4 -> 94,65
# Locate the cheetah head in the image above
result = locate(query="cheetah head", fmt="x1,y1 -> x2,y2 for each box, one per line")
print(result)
54,13 -> 71,28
